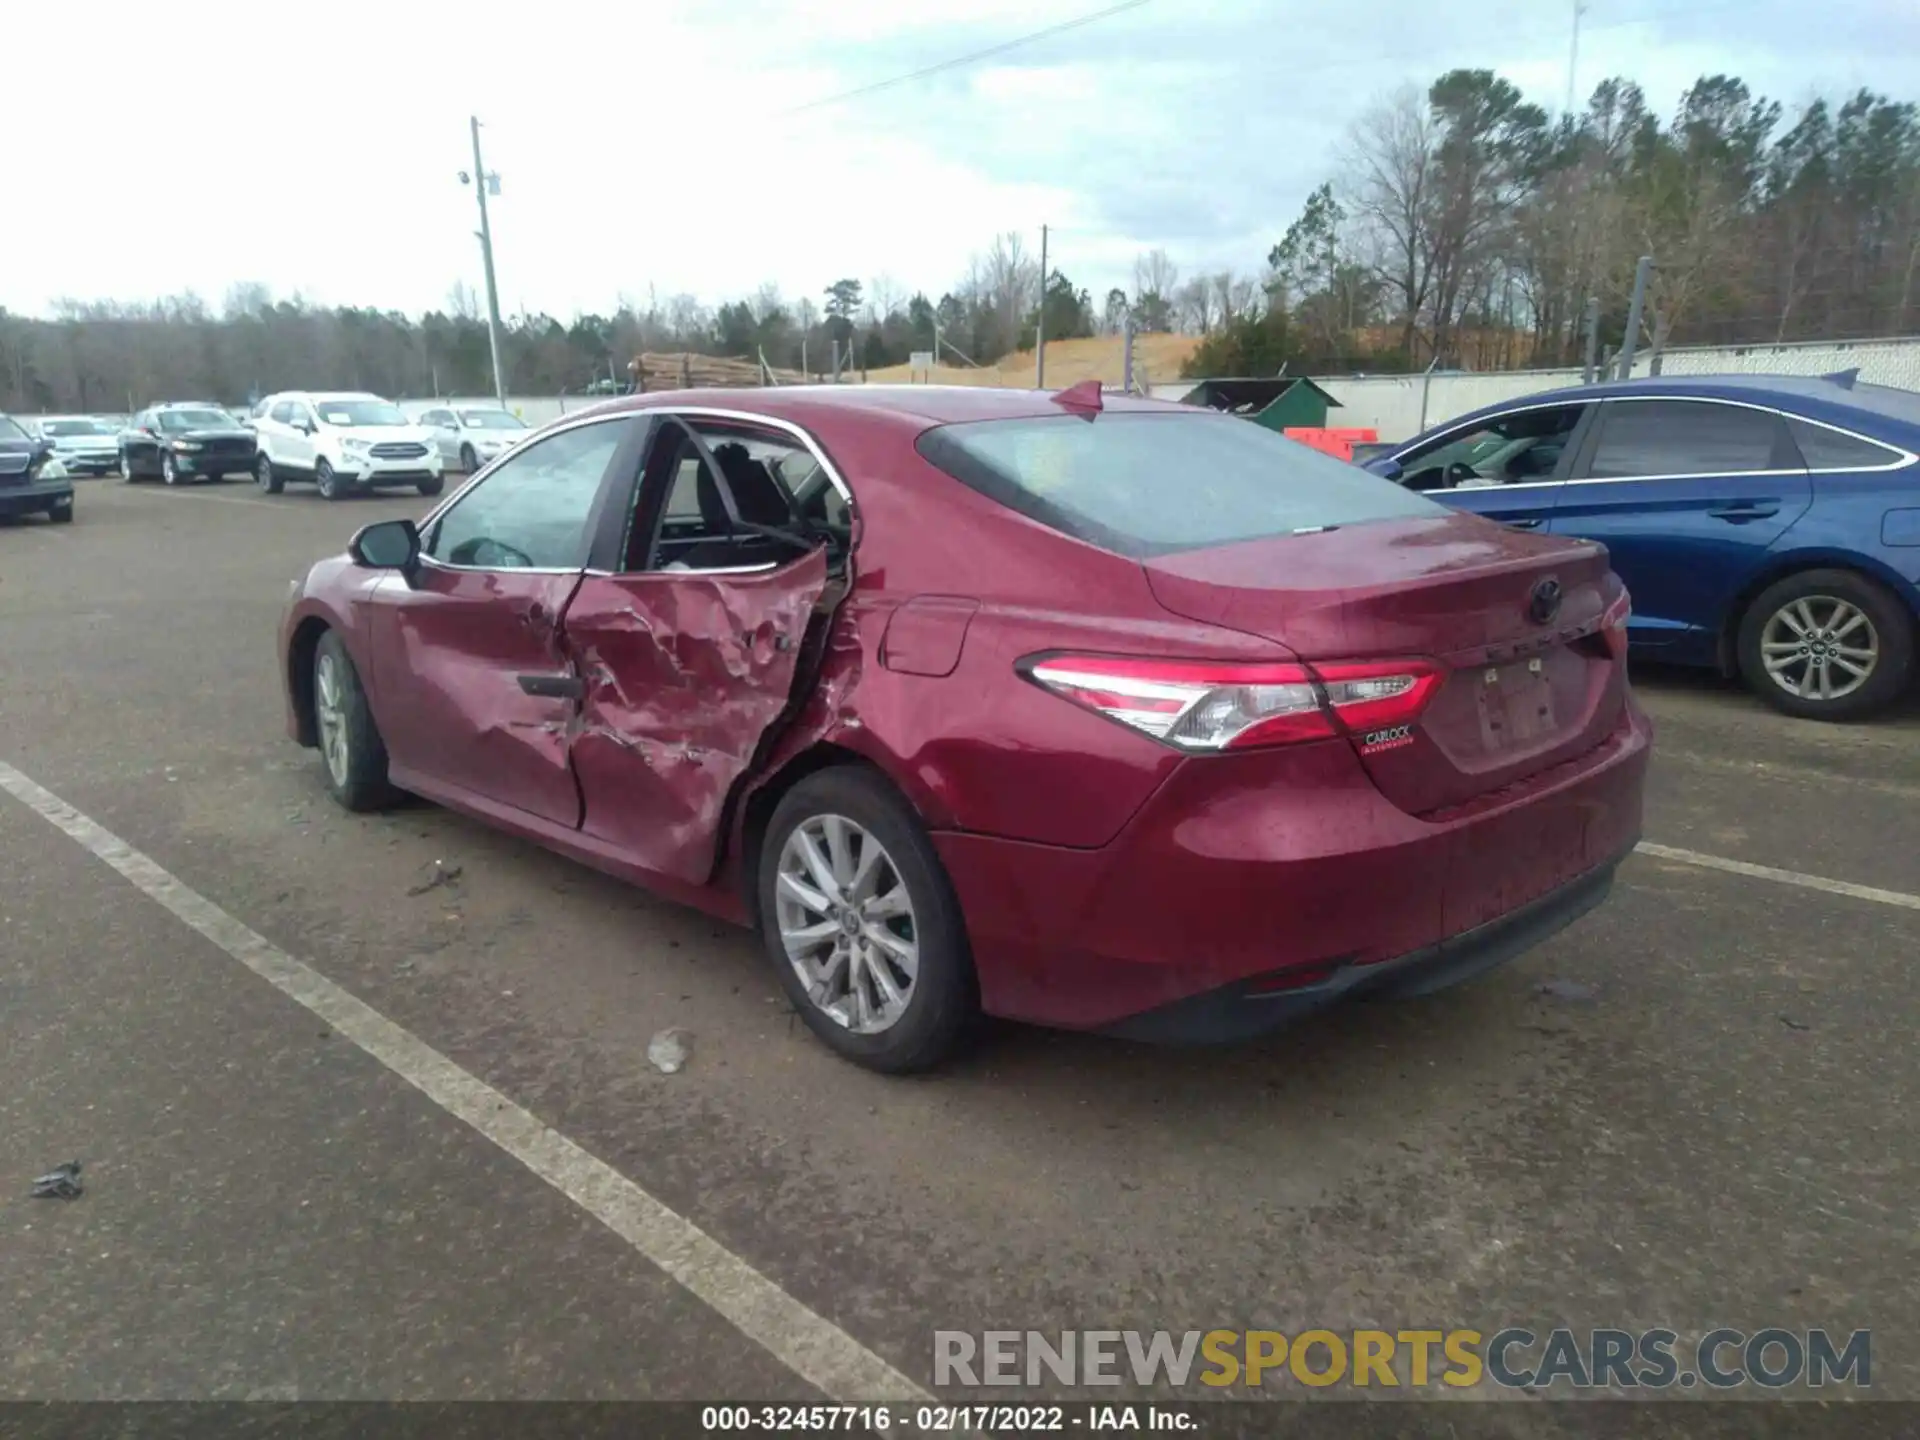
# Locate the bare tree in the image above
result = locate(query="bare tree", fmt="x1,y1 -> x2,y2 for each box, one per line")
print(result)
748,283 -> 784,325
1174,277 -> 1216,333
1132,249 -> 1179,304
1209,271 -> 1248,324
1344,85 -> 1438,359
866,273 -> 904,324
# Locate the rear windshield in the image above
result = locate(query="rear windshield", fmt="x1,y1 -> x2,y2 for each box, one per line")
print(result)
916,412 -> 1444,558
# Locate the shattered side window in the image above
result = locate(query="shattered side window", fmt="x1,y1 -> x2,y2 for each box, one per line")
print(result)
634,418 -> 848,573
425,418 -> 630,570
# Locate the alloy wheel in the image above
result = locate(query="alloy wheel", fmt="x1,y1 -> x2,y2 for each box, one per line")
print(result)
119,451 -> 133,481
774,813 -> 919,1034
162,453 -> 178,485
314,650 -> 350,787
1759,595 -> 1879,703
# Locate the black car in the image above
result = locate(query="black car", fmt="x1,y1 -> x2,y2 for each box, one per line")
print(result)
0,413 -> 74,523
120,403 -> 259,484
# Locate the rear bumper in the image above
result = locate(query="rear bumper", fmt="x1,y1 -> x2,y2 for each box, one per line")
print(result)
0,479 -> 73,515
934,699 -> 1651,1034
1105,850 -> 1624,1043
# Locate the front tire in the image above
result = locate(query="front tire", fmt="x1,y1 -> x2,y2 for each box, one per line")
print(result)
757,766 -> 975,1073
256,454 -> 283,494
49,500 -> 73,524
119,449 -> 137,482
1737,569 -> 1914,721
161,452 -> 180,486
459,443 -> 478,473
312,631 -> 399,811
417,475 -> 445,497
315,458 -> 342,500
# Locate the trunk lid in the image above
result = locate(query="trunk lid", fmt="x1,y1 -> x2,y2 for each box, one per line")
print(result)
1142,513 -> 1627,815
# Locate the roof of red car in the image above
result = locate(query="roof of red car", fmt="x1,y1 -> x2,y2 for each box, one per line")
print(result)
579,384 -> 1181,429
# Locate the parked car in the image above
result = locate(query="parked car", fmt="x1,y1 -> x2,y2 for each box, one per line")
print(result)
279,386 -> 1648,1072
1366,373 -> 1920,720
252,391 -> 444,499
119,403 -> 260,484
0,413 -> 73,523
416,404 -> 531,472
34,415 -> 122,475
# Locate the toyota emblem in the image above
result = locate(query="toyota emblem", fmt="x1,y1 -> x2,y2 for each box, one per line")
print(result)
1528,578 -> 1563,625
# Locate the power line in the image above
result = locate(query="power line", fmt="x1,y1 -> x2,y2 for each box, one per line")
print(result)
779,0 -> 1153,117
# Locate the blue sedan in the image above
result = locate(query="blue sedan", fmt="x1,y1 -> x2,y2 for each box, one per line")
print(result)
1366,373 -> 1920,721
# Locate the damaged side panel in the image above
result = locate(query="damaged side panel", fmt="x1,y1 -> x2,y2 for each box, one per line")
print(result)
370,564 -> 587,828
564,548 -> 831,884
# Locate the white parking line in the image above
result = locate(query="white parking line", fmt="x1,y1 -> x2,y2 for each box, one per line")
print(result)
1635,842 -> 1920,912
0,759 -> 926,1406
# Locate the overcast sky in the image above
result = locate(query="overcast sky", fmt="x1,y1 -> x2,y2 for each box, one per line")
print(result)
10,0 -> 1918,321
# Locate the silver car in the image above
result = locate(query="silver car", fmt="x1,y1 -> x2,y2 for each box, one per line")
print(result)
417,405 -> 530,472
35,415 -> 123,475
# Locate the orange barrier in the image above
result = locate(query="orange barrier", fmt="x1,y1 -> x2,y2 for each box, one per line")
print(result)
1282,427 -> 1379,462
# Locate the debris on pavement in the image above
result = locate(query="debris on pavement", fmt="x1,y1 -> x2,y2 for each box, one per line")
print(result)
31,1161 -> 84,1200
1779,1014 -> 1811,1031
406,860 -> 463,897
648,1028 -> 691,1074
1534,979 -> 1598,1003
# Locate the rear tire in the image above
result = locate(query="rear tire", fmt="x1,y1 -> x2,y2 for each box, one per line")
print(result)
757,766 -> 975,1073
1737,569 -> 1913,721
49,500 -> 73,524
315,458 -> 342,501
256,454 -> 283,494
312,631 -> 399,811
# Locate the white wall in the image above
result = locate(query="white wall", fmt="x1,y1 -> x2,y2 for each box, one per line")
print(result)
397,395 -> 617,427
1312,335 -> 1920,443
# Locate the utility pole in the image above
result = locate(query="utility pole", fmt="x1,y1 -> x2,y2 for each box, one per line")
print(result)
1565,0 -> 1587,118
1580,296 -> 1602,383
465,116 -> 507,407
1122,313 -> 1136,394
1618,255 -> 1654,379
1034,223 -> 1049,389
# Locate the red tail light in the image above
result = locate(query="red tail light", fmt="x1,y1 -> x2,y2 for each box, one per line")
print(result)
1021,653 -> 1441,752
1602,589 -> 1631,664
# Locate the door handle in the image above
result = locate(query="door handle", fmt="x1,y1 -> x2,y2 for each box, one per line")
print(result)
1504,517 -> 1544,530
1708,503 -> 1780,523
517,673 -> 585,699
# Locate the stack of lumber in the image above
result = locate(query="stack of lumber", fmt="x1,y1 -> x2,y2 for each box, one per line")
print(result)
628,352 -> 807,390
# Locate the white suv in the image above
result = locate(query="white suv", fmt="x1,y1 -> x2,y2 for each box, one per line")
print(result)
251,391 -> 444,500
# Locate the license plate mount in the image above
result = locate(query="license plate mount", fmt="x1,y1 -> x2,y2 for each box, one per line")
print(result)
1476,657 -> 1557,751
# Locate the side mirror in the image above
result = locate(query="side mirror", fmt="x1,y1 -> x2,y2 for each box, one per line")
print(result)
1364,456 -> 1403,482
348,518 -> 421,574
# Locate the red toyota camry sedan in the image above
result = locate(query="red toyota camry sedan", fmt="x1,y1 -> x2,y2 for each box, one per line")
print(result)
279,384 -> 1650,1072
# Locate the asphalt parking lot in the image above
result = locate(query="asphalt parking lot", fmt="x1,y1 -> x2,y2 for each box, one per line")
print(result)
2,477 -> 1916,1414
